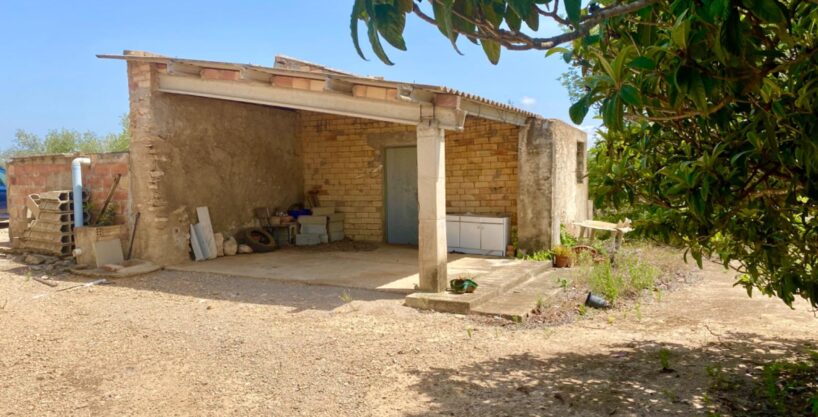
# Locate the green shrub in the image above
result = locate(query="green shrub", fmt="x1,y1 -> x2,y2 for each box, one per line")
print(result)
560,225 -> 577,246
587,253 -> 660,303
520,250 -> 551,262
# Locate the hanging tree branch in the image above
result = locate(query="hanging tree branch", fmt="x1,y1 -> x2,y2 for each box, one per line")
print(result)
412,0 -> 661,51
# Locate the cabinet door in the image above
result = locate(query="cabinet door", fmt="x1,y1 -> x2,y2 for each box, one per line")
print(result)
480,223 -> 506,252
459,222 -> 481,249
446,221 -> 460,248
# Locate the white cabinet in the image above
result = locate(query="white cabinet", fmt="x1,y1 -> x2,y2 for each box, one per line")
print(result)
446,216 -> 460,247
446,214 -> 510,256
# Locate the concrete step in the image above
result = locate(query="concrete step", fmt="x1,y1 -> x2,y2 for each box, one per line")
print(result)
405,261 -> 553,314
470,269 -> 564,320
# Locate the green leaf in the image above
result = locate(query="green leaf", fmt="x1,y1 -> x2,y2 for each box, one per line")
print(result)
525,4 -> 540,30
367,18 -> 394,65
453,0 -> 477,35
480,37 -> 501,64
507,0 -> 531,19
565,0 -> 581,26
545,47 -> 571,58
670,11 -> 690,49
708,0 -> 729,21
688,71 -> 708,112
480,1 -> 503,26
628,56 -> 656,70
505,7 -> 522,32
374,5 -> 407,51
741,0 -> 785,24
620,84 -> 642,107
611,45 -> 635,84
593,52 -> 616,83
602,96 -> 624,131
432,0 -> 462,54
569,94 -> 591,124
350,0 -> 368,61
397,0 -> 413,13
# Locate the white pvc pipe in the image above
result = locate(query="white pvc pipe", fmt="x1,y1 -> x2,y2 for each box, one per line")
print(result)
71,157 -> 91,227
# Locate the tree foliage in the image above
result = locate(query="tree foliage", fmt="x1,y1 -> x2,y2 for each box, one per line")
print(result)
1,114 -> 131,164
352,0 -> 818,307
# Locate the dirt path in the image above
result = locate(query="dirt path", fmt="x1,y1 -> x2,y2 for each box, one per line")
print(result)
0,255 -> 815,416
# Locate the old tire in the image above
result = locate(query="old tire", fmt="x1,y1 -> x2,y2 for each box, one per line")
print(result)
235,228 -> 277,253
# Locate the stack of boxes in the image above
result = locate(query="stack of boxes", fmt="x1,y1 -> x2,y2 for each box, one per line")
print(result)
295,206 -> 345,246
20,190 -> 88,256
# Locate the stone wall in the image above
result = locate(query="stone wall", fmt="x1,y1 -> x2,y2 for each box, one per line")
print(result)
551,121 -> 591,237
6,152 -> 130,247
128,61 -> 303,265
516,119 -> 589,252
299,111 -> 411,242
299,113 -> 520,242
446,118 -> 519,225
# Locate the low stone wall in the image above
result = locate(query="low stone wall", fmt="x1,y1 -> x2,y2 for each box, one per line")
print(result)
6,152 -> 130,247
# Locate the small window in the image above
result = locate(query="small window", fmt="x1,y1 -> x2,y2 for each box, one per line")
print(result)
576,141 -> 586,184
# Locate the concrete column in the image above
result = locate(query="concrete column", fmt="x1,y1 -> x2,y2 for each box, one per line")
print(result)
416,122 -> 448,292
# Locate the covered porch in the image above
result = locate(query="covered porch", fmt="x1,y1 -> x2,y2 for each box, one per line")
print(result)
103,51 -> 586,297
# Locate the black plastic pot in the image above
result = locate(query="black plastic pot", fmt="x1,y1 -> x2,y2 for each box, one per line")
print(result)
585,292 -> 611,309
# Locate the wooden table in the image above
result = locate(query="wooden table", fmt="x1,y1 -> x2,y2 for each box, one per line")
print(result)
573,220 -> 633,252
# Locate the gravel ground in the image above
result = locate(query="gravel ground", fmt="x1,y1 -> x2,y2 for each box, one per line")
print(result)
0,244 -> 816,416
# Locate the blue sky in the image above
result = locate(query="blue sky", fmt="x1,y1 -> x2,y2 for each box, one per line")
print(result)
0,1 -> 585,149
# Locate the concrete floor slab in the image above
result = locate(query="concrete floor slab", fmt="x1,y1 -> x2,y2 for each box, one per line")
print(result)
470,270 -> 565,320
167,244 -> 523,294
404,261 -> 553,314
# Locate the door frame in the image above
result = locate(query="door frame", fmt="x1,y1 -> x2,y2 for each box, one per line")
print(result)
382,145 -> 418,245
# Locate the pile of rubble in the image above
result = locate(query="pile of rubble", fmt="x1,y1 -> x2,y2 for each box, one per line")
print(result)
4,252 -> 75,274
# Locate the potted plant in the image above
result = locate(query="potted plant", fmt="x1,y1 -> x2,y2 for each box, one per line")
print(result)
507,228 -> 518,258
552,245 -> 574,268
449,276 -> 479,294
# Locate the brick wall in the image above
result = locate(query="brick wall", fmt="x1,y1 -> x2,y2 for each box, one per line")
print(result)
300,112 -> 412,241
299,112 -> 519,242
6,152 -> 130,247
446,118 -> 519,225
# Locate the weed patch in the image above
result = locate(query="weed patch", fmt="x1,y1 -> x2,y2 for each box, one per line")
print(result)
582,253 -> 660,304
706,350 -> 818,416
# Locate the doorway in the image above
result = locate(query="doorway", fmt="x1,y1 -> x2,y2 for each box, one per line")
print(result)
385,147 -> 418,245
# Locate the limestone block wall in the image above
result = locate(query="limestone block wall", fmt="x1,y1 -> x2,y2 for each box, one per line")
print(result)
6,152 -> 130,247
445,118 -> 519,225
127,61 -> 303,265
299,113 -> 521,242
299,111 -> 412,242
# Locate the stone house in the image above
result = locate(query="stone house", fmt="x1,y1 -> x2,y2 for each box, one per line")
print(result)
95,50 -> 590,292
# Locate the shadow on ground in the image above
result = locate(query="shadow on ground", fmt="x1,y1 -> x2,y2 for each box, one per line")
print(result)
406,333 -> 817,417
55,269 -> 406,312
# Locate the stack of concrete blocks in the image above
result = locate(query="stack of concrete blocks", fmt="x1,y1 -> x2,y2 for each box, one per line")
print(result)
20,190 -> 89,256
295,215 -> 328,246
311,207 -> 345,242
